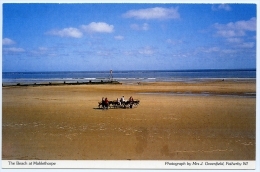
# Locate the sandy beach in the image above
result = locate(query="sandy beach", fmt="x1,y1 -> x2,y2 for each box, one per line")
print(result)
2,80 -> 256,160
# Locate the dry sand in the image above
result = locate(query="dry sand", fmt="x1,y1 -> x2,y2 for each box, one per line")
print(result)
2,80 -> 256,160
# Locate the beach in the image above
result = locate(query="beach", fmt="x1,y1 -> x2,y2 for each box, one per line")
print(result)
2,80 -> 256,160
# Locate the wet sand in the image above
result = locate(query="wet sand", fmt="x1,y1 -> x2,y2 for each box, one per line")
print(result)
2,80 -> 256,160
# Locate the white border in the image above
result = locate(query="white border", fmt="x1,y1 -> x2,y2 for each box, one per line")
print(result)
1,0 -> 259,171
1,160 -> 256,169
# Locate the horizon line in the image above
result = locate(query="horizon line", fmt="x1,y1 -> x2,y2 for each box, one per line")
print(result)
2,68 -> 257,73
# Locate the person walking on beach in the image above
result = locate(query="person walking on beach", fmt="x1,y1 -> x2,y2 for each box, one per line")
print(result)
129,96 -> 133,102
117,98 -> 120,106
120,96 -> 125,105
105,97 -> 109,109
129,96 -> 134,108
101,97 -> 105,109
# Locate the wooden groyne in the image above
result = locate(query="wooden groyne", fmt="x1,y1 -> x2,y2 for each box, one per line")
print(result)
2,80 -> 122,87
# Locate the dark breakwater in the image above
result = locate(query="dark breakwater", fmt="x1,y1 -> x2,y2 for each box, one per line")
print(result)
2,80 -> 121,87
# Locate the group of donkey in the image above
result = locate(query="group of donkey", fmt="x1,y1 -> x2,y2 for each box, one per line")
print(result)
98,100 -> 140,109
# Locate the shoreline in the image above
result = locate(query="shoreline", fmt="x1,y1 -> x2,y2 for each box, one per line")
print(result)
2,77 -> 256,86
137,92 -> 256,98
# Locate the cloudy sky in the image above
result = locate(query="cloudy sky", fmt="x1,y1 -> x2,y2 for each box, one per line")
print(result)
2,3 -> 256,72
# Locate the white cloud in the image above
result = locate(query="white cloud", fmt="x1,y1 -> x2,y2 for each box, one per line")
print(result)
3,38 -> 16,45
123,7 -> 180,20
226,38 -> 243,43
142,23 -> 149,30
30,47 -> 49,56
195,41 -> 254,56
195,47 -> 221,54
123,50 -> 135,56
204,47 -> 220,53
81,22 -> 114,33
45,22 -> 114,38
213,17 -> 256,38
216,30 -> 245,37
212,4 -> 232,11
3,47 -> 25,53
212,18 -> 256,51
114,35 -> 124,40
218,4 -> 232,11
130,24 -> 139,30
46,27 -> 83,38
130,23 -> 149,31
233,17 -> 256,31
96,50 -> 112,56
238,42 -> 255,48
166,39 -> 183,45
222,49 -> 237,54
138,46 -> 155,55
38,47 -> 48,51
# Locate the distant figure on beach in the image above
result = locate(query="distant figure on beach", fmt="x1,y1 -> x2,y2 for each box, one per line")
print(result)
129,96 -> 133,102
101,97 -> 105,109
105,97 -> 109,109
120,96 -> 125,105
129,96 -> 134,108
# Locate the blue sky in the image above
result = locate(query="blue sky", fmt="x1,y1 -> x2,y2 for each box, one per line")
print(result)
2,3 -> 257,72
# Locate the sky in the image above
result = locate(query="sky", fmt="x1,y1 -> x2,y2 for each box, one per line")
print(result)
2,3 -> 257,72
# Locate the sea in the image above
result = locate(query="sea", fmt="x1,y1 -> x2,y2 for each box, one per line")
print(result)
2,69 -> 256,85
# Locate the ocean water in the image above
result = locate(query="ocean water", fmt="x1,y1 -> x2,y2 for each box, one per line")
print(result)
2,69 -> 256,84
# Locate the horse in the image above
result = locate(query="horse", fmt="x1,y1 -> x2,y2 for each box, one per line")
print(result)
98,101 -> 119,109
98,99 -> 140,109
109,101 -> 120,108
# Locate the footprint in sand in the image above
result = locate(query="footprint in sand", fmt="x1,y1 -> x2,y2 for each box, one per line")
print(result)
135,127 -> 148,154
